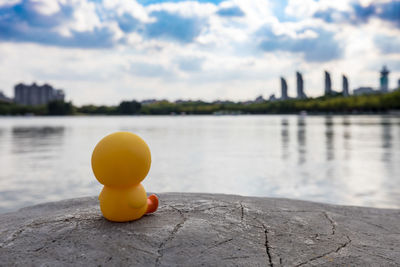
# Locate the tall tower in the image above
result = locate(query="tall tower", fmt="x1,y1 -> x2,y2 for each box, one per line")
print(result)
281,77 -> 288,100
342,75 -> 349,96
380,65 -> 390,93
296,72 -> 306,99
324,71 -> 332,95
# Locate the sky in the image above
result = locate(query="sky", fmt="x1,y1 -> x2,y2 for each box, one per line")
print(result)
0,0 -> 399,105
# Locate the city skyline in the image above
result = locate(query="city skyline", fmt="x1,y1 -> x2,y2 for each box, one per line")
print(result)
3,65 -> 397,106
273,66 -> 396,101
0,0 -> 399,105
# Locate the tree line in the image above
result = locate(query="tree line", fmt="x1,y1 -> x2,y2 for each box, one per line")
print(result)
1,89 -> 400,116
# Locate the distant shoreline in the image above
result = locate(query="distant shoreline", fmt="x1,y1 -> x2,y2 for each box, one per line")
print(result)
1,89 -> 400,116
1,111 -> 400,117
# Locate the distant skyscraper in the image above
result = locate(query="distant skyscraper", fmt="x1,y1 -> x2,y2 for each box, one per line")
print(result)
280,77 -> 288,100
296,72 -> 306,99
324,71 -> 332,95
380,65 -> 390,93
14,83 -> 65,106
342,75 -> 349,97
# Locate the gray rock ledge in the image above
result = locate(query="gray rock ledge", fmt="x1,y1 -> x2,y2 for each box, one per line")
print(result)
0,193 -> 400,266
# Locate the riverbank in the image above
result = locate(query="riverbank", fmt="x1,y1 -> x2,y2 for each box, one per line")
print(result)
1,89 -> 400,116
0,193 -> 399,266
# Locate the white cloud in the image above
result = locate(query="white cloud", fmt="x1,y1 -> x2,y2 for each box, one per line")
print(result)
285,0 -> 353,18
0,0 -> 399,104
51,0 -> 103,37
233,0 -> 276,29
70,1 -> 101,32
285,0 -> 319,19
103,0 -> 152,22
30,0 -> 61,15
146,1 -> 217,18
0,0 -> 20,7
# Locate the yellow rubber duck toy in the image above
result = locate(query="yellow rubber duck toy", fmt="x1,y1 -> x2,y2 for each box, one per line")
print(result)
91,132 -> 158,222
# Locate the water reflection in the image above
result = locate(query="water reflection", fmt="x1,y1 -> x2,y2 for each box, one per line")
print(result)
0,115 -> 399,212
379,117 -> 399,207
12,126 -> 65,137
297,116 -> 306,165
325,116 -> 334,161
342,116 -> 351,160
281,118 -> 289,160
0,128 -> 4,152
381,117 -> 392,150
12,126 -> 65,155
381,117 -> 393,170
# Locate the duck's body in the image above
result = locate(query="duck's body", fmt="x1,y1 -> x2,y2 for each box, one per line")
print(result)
92,132 -> 158,222
99,184 -> 147,222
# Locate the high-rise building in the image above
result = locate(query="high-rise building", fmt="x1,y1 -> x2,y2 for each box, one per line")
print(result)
324,71 -> 332,95
280,77 -> 288,100
380,65 -> 390,93
296,72 -> 306,99
342,75 -> 349,97
14,83 -> 65,106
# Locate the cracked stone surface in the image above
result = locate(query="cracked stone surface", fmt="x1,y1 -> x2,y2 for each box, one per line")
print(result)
1,193 -> 400,266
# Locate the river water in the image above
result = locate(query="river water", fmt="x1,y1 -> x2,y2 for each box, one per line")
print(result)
0,115 -> 399,213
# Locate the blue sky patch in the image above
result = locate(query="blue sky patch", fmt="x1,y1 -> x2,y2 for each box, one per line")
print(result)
137,0 -> 225,5
144,11 -> 206,43
258,27 -> 342,62
216,6 -> 245,17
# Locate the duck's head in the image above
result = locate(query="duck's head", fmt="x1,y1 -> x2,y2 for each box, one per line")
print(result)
91,132 -> 151,187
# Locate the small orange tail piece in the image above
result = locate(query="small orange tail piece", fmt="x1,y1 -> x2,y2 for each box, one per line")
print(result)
146,194 -> 159,214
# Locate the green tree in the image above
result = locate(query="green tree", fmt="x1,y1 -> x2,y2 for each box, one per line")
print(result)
47,100 -> 74,115
117,100 -> 141,114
